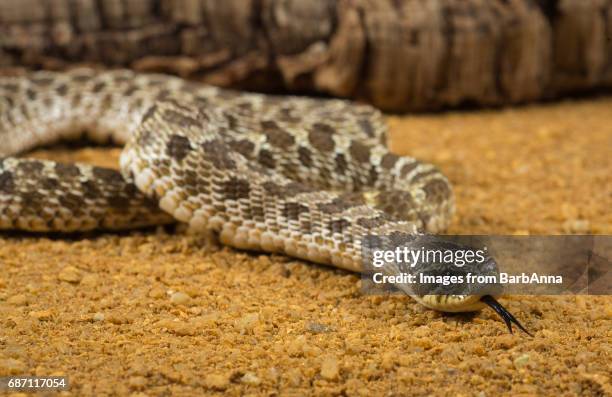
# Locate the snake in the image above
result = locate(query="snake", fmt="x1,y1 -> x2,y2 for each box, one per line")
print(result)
0,69 -> 530,334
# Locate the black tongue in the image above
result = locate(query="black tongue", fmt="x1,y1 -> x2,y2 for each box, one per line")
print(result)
481,295 -> 533,337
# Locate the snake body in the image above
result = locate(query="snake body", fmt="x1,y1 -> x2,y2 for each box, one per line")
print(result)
1,69 -> 528,320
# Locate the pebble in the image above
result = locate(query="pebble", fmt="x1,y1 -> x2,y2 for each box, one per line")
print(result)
575,296 -> 587,310
397,354 -> 414,367
0,358 -> 26,374
494,334 -> 518,349
471,345 -> 486,356
579,373 -> 609,391
563,219 -> 590,233
170,291 -> 191,305
288,336 -> 306,356
240,372 -> 261,385
470,374 -> 484,385
411,337 -> 433,350
539,329 -> 558,339
92,312 -> 105,322
3,344 -> 25,359
7,294 -> 28,306
148,287 -> 165,299
80,274 -> 99,287
106,312 -> 129,325
29,310 -> 53,321
575,351 -> 595,364
158,319 -> 197,336
58,266 -> 82,283
205,373 -> 229,390
128,376 -> 147,390
514,354 -> 530,368
320,355 -> 340,380
236,313 -> 260,332
381,352 -> 396,370
306,322 -> 331,333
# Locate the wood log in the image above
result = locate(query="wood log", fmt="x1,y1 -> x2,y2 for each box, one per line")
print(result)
1,0 -> 610,111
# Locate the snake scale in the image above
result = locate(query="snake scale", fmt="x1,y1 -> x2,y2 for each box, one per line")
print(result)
0,69 -> 530,334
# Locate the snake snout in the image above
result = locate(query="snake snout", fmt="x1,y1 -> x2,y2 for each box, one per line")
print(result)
417,294 -> 532,336
418,294 -> 486,312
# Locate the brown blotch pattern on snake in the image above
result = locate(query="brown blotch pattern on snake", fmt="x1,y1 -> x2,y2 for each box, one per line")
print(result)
166,135 -> 193,162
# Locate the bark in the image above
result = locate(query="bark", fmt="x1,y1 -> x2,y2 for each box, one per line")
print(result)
1,0 -> 611,112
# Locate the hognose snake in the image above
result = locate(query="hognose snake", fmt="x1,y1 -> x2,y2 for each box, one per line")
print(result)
0,69 -> 530,334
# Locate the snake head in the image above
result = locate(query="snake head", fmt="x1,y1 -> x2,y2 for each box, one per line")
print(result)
414,294 -> 532,336
372,235 -> 532,335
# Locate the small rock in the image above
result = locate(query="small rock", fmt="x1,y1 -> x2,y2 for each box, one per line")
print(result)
148,287 -> 165,299
158,319 -> 197,336
539,329 -> 557,339
575,351 -> 595,363
605,302 -> 612,318
575,296 -> 587,310
579,373 -> 609,392
188,307 -> 203,315
3,344 -> 25,359
514,353 -> 530,368
397,354 -> 413,367
381,352 -> 396,370
106,312 -> 128,325
205,373 -> 229,390
320,355 -> 340,380
287,368 -> 302,386
241,372 -> 261,385
58,266 -> 82,283
80,274 -> 99,287
29,310 -> 53,321
170,291 -> 191,305
236,313 -> 260,332
0,358 -> 26,374
499,358 -> 513,368
191,312 -> 221,327
306,322 -> 331,333
267,367 -> 280,384
563,219 -> 590,234
494,334 -> 517,349
128,376 -> 147,390
411,337 -> 433,350
92,312 -> 105,322
288,335 -> 306,356
471,345 -> 486,356
7,294 -> 28,306
470,374 -> 484,385
98,298 -> 113,309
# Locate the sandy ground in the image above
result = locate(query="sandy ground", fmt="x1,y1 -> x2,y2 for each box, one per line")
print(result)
1,98 -> 611,396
